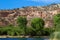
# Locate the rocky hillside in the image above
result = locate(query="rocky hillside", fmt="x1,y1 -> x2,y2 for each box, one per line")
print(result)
0,4 -> 60,27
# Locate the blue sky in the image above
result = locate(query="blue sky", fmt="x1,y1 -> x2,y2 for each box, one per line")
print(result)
0,0 -> 60,9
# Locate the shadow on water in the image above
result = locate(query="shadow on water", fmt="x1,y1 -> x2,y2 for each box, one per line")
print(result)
27,38 -> 49,40
0,38 -> 26,40
0,38 -> 49,40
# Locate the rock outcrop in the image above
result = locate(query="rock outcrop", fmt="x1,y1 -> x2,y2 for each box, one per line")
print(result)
0,4 -> 60,27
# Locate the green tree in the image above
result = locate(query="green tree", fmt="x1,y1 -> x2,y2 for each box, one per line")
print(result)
31,17 -> 45,36
17,16 -> 27,35
53,14 -> 60,31
17,16 -> 27,27
53,14 -> 60,26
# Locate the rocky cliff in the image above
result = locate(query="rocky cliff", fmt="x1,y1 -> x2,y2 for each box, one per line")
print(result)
0,4 -> 60,27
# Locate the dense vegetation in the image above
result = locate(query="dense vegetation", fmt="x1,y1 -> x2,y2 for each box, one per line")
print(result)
50,14 -> 60,40
53,14 -> 60,31
0,16 -> 54,36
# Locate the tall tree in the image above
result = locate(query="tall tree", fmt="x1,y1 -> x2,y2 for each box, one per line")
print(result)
31,17 -> 45,35
17,16 -> 27,35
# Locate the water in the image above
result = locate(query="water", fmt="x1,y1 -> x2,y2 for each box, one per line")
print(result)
0,38 -> 49,40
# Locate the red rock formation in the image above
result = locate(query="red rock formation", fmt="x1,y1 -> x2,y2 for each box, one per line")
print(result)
0,4 -> 60,27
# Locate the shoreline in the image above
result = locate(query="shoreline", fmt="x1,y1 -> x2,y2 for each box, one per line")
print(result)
0,35 -> 49,38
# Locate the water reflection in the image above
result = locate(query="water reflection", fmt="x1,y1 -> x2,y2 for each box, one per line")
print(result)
0,38 -> 49,40
27,38 -> 43,40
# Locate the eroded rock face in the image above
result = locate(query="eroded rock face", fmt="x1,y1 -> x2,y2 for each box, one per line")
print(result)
0,4 -> 60,27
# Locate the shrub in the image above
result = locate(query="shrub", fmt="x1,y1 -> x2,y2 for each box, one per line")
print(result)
0,27 -> 7,35
26,27 -> 36,36
42,28 -> 55,36
0,26 -> 25,36
7,27 -> 25,36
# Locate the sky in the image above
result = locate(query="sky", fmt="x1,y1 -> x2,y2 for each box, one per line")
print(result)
0,0 -> 60,9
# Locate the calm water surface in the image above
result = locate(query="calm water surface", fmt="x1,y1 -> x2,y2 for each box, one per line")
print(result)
0,38 -> 49,40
